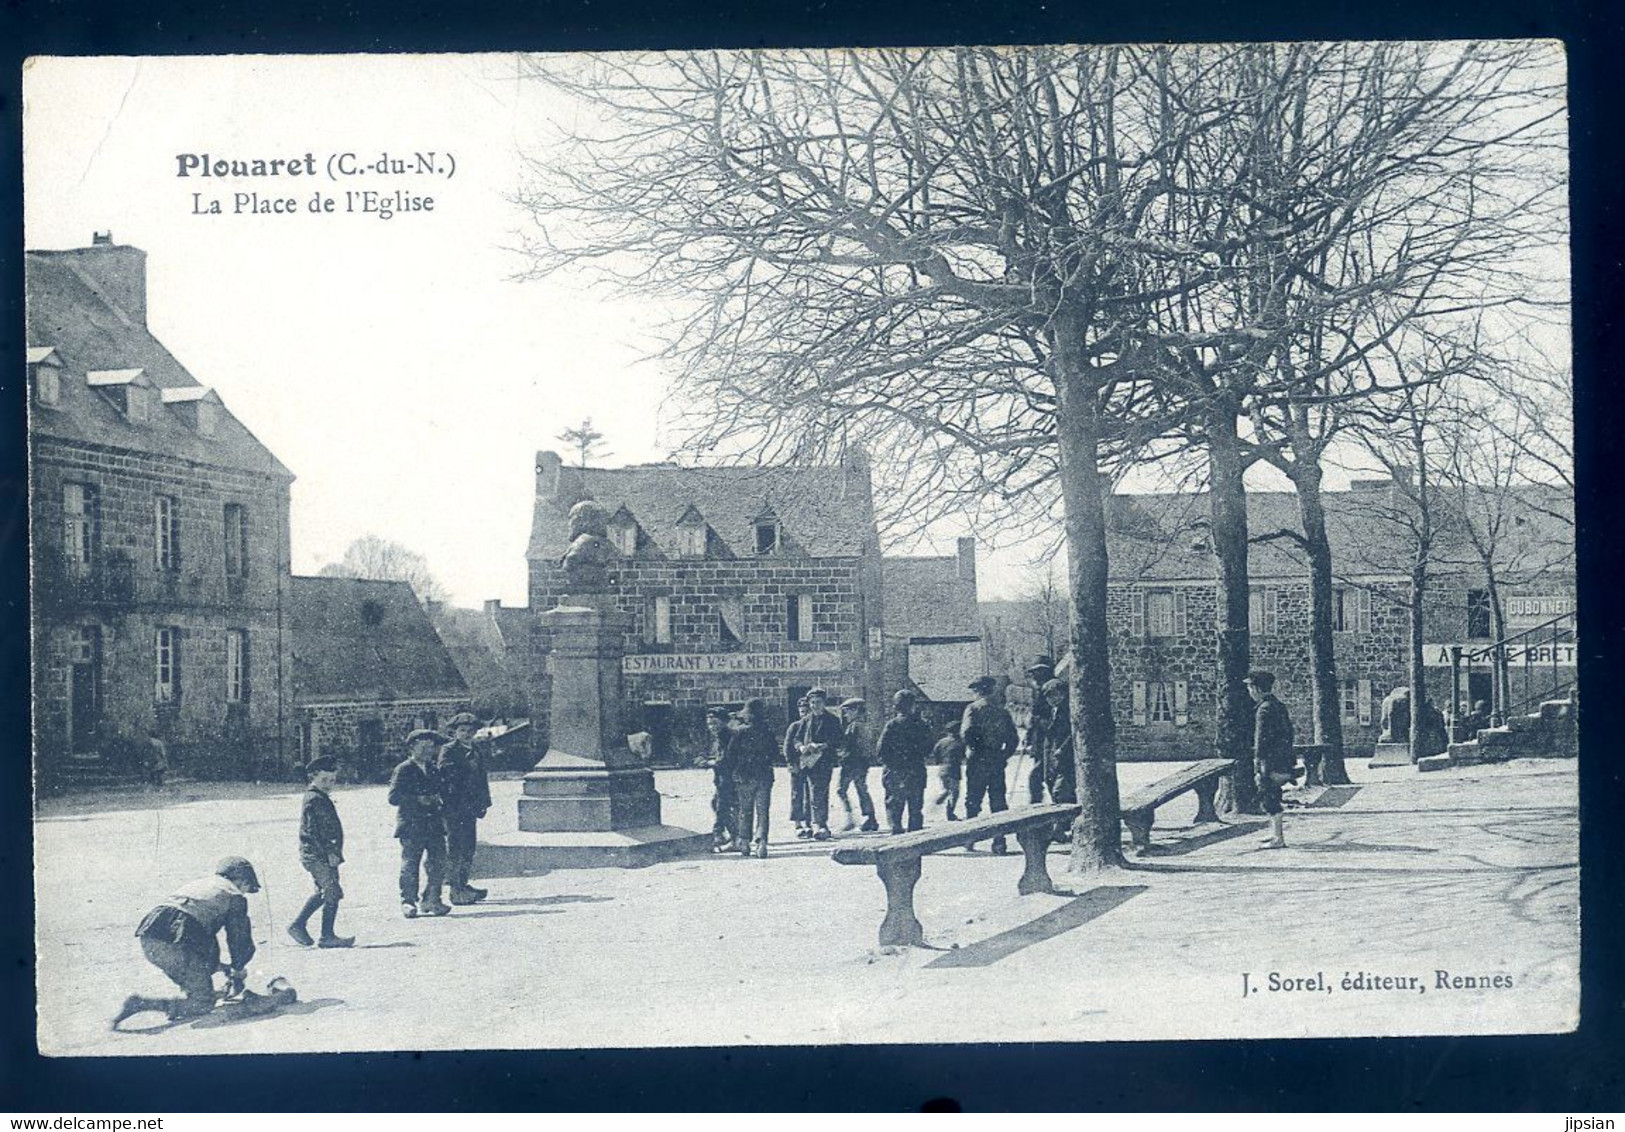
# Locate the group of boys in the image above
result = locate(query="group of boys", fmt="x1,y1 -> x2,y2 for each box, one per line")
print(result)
112,711 -> 492,1029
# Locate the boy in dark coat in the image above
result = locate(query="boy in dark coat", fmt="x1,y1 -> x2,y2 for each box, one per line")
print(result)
437,712 -> 492,904
389,729 -> 452,918
784,696 -> 812,839
1247,670 -> 1297,850
795,688 -> 844,841
930,720 -> 966,820
835,697 -> 879,833
877,690 -> 934,834
728,698 -> 778,858
288,758 -> 354,948
113,856 -> 261,1028
961,675 -> 1019,854
703,706 -> 740,852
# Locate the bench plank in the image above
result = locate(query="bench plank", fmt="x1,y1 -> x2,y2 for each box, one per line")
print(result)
831,803 -> 1083,948
1119,759 -> 1233,855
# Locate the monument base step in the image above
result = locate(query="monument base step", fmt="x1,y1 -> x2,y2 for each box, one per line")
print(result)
474,824 -> 712,874
1367,742 -> 1413,768
1416,753 -> 1453,773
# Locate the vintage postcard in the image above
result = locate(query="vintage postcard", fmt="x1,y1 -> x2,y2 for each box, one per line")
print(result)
25,46 -> 1576,1056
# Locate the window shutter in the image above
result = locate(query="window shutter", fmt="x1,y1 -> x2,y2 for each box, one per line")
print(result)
1132,680 -> 1148,725
1358,589 -> 1372,633
1131,591 -> 1145,637
1358,678 -> 1373,726
798,594 -> 814,641
1173,590 -> 1189,637
1174,680 -> 1189,726
1266,588 -> 1279,635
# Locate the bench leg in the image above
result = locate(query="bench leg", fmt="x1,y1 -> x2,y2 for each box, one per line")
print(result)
1015,827 -> 1056,895
876,857 -> 925,948
1194,777 -> 1220,824
1124,811 -> 1154,856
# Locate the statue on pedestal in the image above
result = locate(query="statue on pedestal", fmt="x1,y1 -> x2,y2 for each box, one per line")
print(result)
562,500 -> 613,594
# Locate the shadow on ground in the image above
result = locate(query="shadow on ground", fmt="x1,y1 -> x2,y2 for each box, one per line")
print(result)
926,886 -> 1148,968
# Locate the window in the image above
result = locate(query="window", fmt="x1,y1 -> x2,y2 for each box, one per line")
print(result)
154,494 -> 180,571
677,524 -> 707,557
1132,680 -> 1189,726
649,595 -> 673,644
126,386 -> 151,424
1333,587 -> 1372,633
155,627 -> 181,702
223,504 -> 248,578
786,593 -> 814,642
754,519 -> 780,555
1249,587 -> 1279,635
63,483 -> 99,577
33,365 -> 60,407
1466,590 -> 1492,640
718,596 -> 744,645
1137,589 -> 1189,637
1341,677 -> 1374,725
195,399 -> 217,437
610,521 -> 638,557
226,629 -> 250,703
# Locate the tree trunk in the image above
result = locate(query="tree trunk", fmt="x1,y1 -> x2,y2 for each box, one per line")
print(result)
1207,406 -> 1258,813
1293,465 -> 1349,785
1408,559 -> 1427,763
1486,565 -> 1508,724
1055,365 -> 1123,873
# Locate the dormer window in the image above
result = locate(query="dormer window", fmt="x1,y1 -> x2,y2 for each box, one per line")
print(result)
88,368 -> 151,423
754,513 -> 781,555
608,508 -> 640,557
674,506 -> 709,558
126,386 -> 152,423
160,386 -> 220,436
28,348 -> 60,407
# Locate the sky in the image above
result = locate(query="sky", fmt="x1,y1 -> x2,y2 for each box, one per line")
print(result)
23,52 -> 1571,607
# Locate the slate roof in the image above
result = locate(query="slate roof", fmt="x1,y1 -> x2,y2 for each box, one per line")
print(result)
1106,483 -> 1574,583
290,576 -> 468,705
528,458 -> 877,562
26,247 -> 291,479
883,556 -> 981,639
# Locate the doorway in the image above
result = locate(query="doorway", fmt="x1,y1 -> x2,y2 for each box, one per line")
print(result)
68,626 -> 101,754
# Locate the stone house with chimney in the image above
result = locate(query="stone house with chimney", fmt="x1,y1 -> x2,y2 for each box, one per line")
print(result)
526,450 -> 886,760
28,235 -> 296,787
880,538 -> 984,731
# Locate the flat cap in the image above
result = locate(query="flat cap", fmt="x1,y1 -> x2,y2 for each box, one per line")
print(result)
446,711 -> 479,729
406,728 -> 445,746
969,675 -> 998,693
840,697 -> 866,710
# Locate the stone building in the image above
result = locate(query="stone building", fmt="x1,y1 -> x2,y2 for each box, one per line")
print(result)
28,236 -> 296,786
880,538 -> 984,730
1102,480 -> 1574,759
526,450 -> 886,759
290,576 -> 469,781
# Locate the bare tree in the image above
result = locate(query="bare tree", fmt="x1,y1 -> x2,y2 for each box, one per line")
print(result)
557,418 -> 609,467
318,535 -> 449,605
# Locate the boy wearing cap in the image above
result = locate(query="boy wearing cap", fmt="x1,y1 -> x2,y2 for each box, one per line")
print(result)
1247,670 -> 1296,850
703,706 -> 740,852
113,856 -> 261,1028
390,729 -> 452,918
1020,657 -> 1058,803
784,696 -> 813,839
961,676 -> 1019,854
931,719 -> 966,820
288,758 -> 354,948
877,690 -> 934,834
728,698 -> 777,858
437,712 -> 492,904
795,688 -> 843,841
835,697 -> 880,833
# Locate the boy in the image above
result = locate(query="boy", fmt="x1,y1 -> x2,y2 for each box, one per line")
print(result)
728,699 -> 777,858
437,712 -> 492,904
288,757 -> 355,947
931,720 -> 966,820
961,675 -> 1018,854
113,856 -> 261,1028
796,687 -> 843,841
703,706 -> 740,852
784,695 -> 812,839
877,690 -> 933,834
835,697 -> 879,833
1247,670 -> 1297,850
389,729 -> 452,918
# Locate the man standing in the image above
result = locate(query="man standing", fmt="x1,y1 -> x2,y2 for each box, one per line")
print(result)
835,697 -> 879,833
389,729 -> 452,919
1019,657 -> 1057,803
961,675 -> 1018,854
437,712 -> 491,904
784,696 -> 812,839
796,688 -> 843,841
112,856 -> 261,1028
1247,670 -> 1296,850
287,757 -> 354,948
703,706 -> 739,852
877,690 -> 933,834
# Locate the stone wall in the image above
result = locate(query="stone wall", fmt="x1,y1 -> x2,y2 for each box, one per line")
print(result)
297,697 -> 469,783
31,435 -> 294,780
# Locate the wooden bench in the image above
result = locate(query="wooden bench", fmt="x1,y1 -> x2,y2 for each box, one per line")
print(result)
1118,758 -> 1234,856
831,803 -> 1082,948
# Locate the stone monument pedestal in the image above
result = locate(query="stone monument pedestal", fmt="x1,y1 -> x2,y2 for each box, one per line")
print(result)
1367,741 -> 1413,768
482,600 -> 709,870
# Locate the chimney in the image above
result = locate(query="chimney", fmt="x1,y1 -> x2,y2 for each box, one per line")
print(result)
424,599 -> 444,617
841,443 -> 871,501
536,450 -> 564,501
956,536 -> 978,588
77,235 -> 148,325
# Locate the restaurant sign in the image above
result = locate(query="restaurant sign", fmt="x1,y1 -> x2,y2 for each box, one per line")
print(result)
623,651 -> 844,675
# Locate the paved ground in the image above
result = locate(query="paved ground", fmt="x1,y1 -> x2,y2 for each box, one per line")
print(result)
34,756 -> 1578,1055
